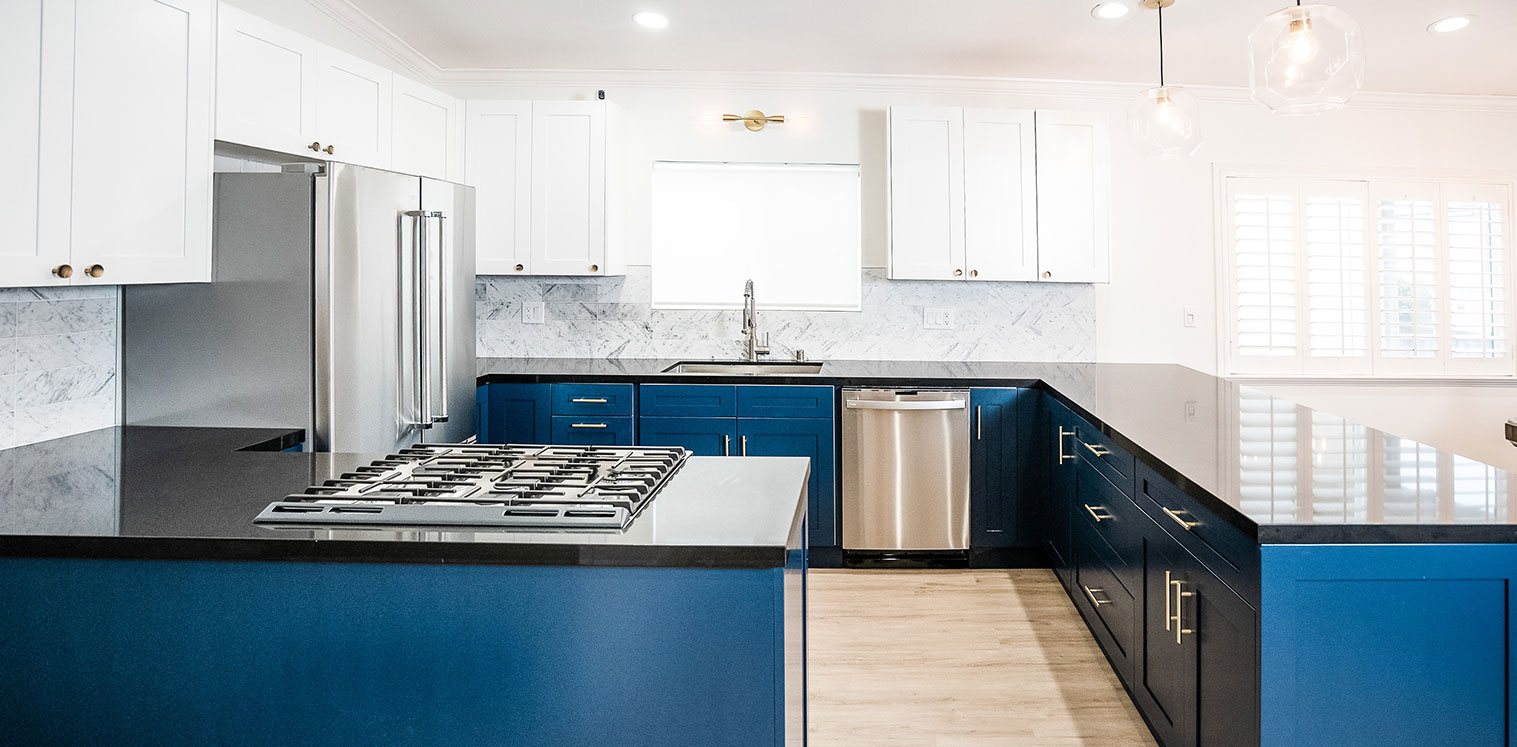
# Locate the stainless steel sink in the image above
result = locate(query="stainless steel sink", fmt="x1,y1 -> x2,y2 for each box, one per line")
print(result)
662,361 -> 826,375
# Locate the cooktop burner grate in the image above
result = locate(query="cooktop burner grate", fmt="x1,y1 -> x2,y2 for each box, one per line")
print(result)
254,444 -> 690,530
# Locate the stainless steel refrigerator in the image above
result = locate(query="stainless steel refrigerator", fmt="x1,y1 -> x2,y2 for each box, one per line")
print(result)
122,162 -> 476,452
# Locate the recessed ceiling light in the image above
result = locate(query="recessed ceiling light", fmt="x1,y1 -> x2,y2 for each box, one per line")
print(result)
632,11 -> 669,29
1428,15 -> 1473,33
1091,2 -> 1132,20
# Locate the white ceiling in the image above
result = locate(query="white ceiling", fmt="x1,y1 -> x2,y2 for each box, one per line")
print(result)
345,0 -> 1517,95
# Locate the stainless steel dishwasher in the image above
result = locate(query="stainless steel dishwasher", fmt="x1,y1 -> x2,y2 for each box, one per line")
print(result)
841,388 -> 970,551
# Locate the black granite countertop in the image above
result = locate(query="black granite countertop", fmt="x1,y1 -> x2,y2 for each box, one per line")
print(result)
0,426 -> 808,568
479,358 -> 1517,544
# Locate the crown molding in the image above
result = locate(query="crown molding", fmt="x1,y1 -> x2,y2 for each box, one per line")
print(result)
303,1 -> 1517,114
304,0 -> 443,83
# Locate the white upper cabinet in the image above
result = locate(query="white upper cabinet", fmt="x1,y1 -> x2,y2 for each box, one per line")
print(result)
887,105 -> 1111,284
392,75 -> 458,181
464,101 -> 532,275
215,3 -> 317,157
314,46 -> 391,169
1,0 -> 214,288
963,108 -> 1038,281
1035,110 -> 1111,283
888,106 -> 965,281
0,0 -> 67,285
530,101 -> 609,276
68,0 -> 215,285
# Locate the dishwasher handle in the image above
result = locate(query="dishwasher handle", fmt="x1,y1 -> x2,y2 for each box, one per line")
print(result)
845,399 -> 967,411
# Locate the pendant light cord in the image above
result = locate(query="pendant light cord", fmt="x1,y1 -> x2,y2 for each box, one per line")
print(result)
1157,4 -> 1166,87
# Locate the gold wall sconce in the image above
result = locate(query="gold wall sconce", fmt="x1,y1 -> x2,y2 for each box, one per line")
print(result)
723,110 -> 786,131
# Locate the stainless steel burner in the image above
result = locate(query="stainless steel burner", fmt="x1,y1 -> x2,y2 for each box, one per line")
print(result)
254,444 -> 690,529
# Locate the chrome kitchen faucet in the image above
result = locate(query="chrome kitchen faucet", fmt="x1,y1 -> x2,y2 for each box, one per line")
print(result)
742,279 -> 771,362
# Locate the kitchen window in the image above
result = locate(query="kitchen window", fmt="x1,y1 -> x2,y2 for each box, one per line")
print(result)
650,161 -> 862,311
1223,176 -> 1514,377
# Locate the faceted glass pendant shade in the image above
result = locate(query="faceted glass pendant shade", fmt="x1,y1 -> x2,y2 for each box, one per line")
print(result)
1248,3 -> 1366,115
1128,85 -> 1202,159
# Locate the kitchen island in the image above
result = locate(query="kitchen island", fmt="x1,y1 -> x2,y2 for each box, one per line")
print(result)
0,427 -> 808,747
479,358 -> 1517,747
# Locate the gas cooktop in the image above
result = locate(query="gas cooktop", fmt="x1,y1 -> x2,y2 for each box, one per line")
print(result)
255,443 -> 690,530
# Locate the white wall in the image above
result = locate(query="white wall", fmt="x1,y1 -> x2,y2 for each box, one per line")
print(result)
441,73 -> 1517,373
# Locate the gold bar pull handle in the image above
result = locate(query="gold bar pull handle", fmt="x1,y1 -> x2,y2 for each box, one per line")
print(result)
740,435 -> 747,456
571,397 -> 608,404
570,423 -> 608,429
1161,506 -> 1200,531
1171,577 -> 1196,644
722,434 -> 731,456
1081,440 -> 1111,457
1164,570 -> 1173,631
1082,585 -> 1112,607
976,406 -> 982,440
1057,427 -> 1076,464
1083,504 -> 1112,522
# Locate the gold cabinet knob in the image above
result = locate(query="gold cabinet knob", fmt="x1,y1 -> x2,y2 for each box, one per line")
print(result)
969,269 -> 979,278
84,264 -> 105,278
308,141 -> 322,152
514,264 -> 525,272
589,264 -> 599,272
52,264 -> 73,279
323,144 -> 335,155
1042,270 -> 1052,279
953,269 -> 963,277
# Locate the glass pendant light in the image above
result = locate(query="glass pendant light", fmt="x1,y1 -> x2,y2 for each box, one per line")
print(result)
1248,2 -> 1365,114
1127,0 -> 1201,159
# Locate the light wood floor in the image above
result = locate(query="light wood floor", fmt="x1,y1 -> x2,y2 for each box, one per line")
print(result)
806,569 -> 1157,747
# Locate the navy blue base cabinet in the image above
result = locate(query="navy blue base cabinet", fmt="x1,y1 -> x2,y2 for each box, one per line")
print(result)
969,388 -> 1022,550
0,554 -> 806,747
638,385 -> 837,554
480,383 -> 551,444
481,383 -> 634,446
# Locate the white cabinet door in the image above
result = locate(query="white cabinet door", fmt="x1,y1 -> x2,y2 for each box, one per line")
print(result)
888,106 -> 965,281
215,3 -> 317,157
391,75 -> 456,180
465,101 -> 532,275
0,0 -> 70,287
530,101 -> 605,276
315,46 -> 392,169
1035,110 -> 1110,283
963,108 -> 1038,282
68,0 -> 215,285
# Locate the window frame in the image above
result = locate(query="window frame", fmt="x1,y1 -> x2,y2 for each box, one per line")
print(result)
1216,167 -> 1516,379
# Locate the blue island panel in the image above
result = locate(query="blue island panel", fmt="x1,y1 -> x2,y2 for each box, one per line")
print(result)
0,558 -> 799,747
1261,544 -> 1517,747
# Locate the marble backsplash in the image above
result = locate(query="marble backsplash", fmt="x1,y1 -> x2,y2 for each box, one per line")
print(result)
0,286 -> 118,449
477,268 -> 1095,361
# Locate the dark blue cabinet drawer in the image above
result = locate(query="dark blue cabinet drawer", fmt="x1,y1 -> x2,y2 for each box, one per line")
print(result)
483,383 -> 552,444
639,385 -> 737,418
550,384 -> 635,417
736,385 -> 834,420
1075,454 -> 1144,596
639,416 -> 737,456
1069,418 -> 1134,495
1073,519 -> 1135,683
1135,462 -> 1259,603
550,416 -> 634,446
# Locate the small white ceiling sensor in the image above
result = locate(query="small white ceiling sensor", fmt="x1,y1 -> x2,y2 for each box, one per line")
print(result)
633,11 -> 669,29
1428,15 -> 1473,33
1091,2 -> 1133,20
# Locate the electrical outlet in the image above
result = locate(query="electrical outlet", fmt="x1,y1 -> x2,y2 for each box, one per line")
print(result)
522,302 -> 545,325
923,308 -> 956,330
1183,306 -> 1198,328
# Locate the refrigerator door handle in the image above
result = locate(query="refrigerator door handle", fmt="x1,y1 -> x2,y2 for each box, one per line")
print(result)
404,210 -> 433,430
428,210 -> 449,424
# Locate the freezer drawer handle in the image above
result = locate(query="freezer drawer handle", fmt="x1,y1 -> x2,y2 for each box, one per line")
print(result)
845,400 -> 966,411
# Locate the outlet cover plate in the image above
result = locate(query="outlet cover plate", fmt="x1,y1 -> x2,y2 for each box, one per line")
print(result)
923,308 -> 955,330
523,302 -> 546,325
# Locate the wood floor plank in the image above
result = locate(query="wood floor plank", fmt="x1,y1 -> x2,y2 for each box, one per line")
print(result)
806,569 -> 1157,747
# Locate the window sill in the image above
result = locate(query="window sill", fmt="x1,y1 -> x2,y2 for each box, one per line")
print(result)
1230,374 -> 1517,387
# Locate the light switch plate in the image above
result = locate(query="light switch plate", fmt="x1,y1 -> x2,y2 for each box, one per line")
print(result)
1183,306 -> 1198,328
522,302 -> 545,325
923,308 -> 955,330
